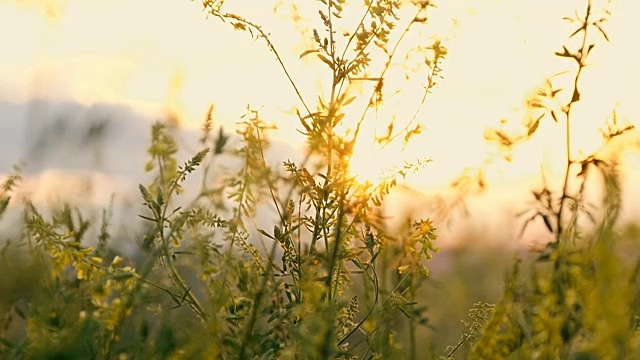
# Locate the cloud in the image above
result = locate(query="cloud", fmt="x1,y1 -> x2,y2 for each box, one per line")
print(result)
2,0 -> 640,255
0,97 -> 309,255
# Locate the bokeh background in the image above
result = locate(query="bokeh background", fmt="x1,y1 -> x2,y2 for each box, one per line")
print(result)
2,0 -> 640,354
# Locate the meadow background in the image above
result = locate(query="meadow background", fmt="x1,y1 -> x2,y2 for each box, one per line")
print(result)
2,0 -> 640,358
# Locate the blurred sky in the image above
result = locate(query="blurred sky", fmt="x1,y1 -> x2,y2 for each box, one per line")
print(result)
1,0 -> 640,248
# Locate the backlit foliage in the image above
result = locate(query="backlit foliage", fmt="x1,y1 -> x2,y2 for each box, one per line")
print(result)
2,0 -> 640,359
0,0 -> 442,358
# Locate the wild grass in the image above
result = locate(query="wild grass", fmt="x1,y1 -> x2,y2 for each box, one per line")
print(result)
0,0 -> 639,359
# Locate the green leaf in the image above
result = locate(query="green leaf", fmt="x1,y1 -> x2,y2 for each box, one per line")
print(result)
568,25 -> 584,38
594,23 -> 610,41
554,45 -> 573,58
342,95 -> 356,107
232,22 -> 246,31
541,214 -> 553,233
138,214 -> 156,222
0,196 -> 9,218
138,184 -> 152,202
317,53 -> 334,70
257,228 -> 275,240
528,114 -> 543,137
214,126 -> 229,155
299,49 -> 319,59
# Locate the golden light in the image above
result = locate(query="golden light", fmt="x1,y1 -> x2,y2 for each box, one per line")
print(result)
1,0 -> 639,191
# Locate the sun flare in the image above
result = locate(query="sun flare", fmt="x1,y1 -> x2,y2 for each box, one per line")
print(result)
1,0 -> 640,191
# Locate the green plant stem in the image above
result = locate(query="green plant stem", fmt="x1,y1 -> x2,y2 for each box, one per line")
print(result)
158,160 -> 209,322
326,192 -> 346,301
215,146 -> 254,306
238,132 -> 288,357
338,262 -> 379,346
555,0 -> 592,242
351,7 -> 423,143
203,5 -> 312,117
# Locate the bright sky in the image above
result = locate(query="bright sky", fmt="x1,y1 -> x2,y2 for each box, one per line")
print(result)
1,0 -> 639,190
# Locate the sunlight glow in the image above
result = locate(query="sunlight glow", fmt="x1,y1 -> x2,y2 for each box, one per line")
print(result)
1,0 -> 639,189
